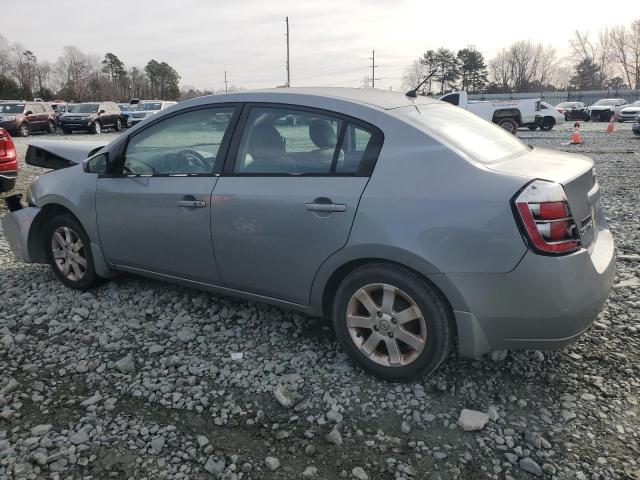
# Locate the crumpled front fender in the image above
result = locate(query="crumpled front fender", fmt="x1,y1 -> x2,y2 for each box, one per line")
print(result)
1,206 -> 41,263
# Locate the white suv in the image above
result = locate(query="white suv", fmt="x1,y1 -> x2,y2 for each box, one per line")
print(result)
127,101 -> 177,127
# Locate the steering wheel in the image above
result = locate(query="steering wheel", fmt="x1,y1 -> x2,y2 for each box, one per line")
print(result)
174,149 -> 210,173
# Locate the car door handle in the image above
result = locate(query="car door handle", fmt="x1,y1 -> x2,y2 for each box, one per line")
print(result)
177,200 -> 206,208
305,202 -> 346,212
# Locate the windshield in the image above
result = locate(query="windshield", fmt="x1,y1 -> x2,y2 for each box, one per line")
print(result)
139,102 -> 162,111
118,104 -> 132,111
627,101 -> 640,108
399,104 -> 529,163
557,102 -> 580,108
68,104 -> 99,113
593,99 -> 618,106
0,103 -> 25,114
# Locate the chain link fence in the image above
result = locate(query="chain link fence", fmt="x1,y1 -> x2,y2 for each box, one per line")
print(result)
468,89 -> 640,105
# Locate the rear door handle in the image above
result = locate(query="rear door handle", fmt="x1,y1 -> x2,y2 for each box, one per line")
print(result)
177,200 -> 206,208
305,202 -> 346,212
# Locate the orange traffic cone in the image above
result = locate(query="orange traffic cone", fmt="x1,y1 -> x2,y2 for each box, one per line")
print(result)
606,113 -> 615,133
571,122 -> 582,144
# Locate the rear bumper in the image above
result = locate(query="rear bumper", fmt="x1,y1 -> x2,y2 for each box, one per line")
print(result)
443,228 -> 615,357
1,206 -> 41,262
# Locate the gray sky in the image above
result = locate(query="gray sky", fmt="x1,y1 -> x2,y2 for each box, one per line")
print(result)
2,0 -> 632,91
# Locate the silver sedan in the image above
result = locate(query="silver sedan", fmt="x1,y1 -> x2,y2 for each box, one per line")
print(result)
2,88 -> 615,381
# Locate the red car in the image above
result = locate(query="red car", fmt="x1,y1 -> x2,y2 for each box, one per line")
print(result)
0,128 -> 17,192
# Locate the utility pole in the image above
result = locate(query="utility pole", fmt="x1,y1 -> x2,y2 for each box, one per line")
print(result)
285,17 -> 291,87
224,70 -> 228,93
369,50 -> 377,88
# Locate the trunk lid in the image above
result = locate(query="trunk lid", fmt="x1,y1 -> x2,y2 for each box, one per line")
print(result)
26,139 -> 107,170
488,147 -> 599,249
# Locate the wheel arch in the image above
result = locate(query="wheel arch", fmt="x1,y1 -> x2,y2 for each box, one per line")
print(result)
492,109 -> 522,125
27,202 -> 116,278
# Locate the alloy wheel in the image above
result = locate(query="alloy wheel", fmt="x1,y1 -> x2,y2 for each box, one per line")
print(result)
346,283 -> 427,367
51,226 -> 87,281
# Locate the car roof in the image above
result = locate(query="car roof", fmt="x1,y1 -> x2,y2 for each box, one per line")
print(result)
196,87 -> 438,111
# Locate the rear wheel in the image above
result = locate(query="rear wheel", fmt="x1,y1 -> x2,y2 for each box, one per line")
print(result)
332,263 -> 453,381
539,117 -> 555,131
45,213 -> 99,290
497,118 -> 518,134
18,123 -> 30,137
47,121 -> 56,134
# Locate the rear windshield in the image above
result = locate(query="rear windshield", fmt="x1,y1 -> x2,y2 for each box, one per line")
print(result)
0,103 -> 25,114
399,104 -> 529,163
68,104 -> 99,113
139,102 -> 162,111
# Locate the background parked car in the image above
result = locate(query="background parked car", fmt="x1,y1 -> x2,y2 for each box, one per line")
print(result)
117,103 -> 136,126
587,98 -> 628,121
555,101 -> 590,121
49,102 -> 69,125
0,101 -> 56,137
617,100 -> 640,122
633,120 -> 640,136
527,101 -> 564,131
0,127 -> 17,192
59,102 -> 123,134
127,100 -> 177,126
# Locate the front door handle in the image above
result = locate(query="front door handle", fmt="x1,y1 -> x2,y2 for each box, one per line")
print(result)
305,202 -> 346,212
177,200 -> 206,208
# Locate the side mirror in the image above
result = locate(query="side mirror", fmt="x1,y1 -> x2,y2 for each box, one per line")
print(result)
99,109 -> 105,114
83,153 -> 108,174
25,111 -> 33,115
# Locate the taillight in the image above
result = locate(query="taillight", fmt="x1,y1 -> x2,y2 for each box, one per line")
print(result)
513,180 -> 580,254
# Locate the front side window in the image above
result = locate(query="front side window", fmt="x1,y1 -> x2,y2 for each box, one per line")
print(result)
123,107 -> 236,175
33,104 -> 45,113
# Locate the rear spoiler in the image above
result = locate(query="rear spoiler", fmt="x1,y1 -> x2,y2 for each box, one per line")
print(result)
26,140 -> 108,170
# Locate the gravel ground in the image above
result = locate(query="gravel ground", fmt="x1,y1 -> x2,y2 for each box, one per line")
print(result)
1,121 -> 639,480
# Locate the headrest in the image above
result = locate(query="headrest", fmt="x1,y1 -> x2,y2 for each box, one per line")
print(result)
248,124 -> 285,158
309,119 -> 337,149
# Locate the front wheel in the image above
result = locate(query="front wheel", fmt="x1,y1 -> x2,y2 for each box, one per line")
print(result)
332,264 -> 453,381
539,118 -> 555,131
45,213 -> 99,290
497,118 -> 518,134
18,123 -> 30,137
114,118 -> 122,131
90,121 -> 101,134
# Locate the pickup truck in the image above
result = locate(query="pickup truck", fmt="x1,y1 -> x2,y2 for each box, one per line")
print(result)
439,91 -> 541,134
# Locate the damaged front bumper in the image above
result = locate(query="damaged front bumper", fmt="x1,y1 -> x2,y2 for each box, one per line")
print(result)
2,194 -> 41,263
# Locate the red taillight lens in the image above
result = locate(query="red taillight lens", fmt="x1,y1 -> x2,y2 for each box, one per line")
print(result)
514,181 -> 580,254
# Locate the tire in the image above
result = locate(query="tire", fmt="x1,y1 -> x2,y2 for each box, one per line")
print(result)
45,213 -> 99,290
497,118 -> 518,134
47,121 -> 56,134
62,128 -> 72,135
528,125 -> 538,131
18,123 -> 30,137
539,117 -> 555,131
90,121 -> 101,134
114,118 -> 122,131
332,263 -> 453,381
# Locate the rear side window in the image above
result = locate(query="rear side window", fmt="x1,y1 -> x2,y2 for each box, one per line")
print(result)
33,104 -> 45,113
400,104 -> 529,163
233,106 -> 382,176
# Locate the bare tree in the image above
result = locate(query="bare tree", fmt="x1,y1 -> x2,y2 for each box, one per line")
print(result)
608,20 -> 640,89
